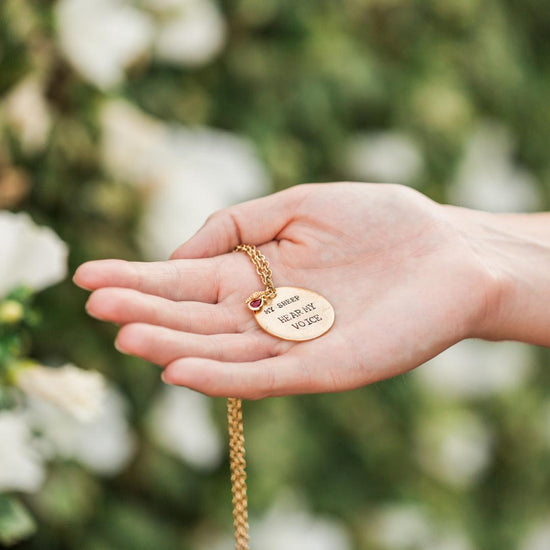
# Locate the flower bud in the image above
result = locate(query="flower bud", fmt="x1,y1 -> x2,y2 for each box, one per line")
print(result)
0,300 -> 24,324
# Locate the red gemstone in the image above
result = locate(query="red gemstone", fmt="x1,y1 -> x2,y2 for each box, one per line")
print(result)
249,298 -> 263,310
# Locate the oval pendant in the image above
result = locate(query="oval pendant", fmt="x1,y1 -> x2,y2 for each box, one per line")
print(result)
252,286 -> 335,342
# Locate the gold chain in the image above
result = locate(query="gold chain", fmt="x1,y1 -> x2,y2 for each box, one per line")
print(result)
234,244 -> 277,301
225,244 -> 275,550
227,397 -> 250,550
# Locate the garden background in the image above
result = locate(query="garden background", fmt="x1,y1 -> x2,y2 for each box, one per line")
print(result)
1,0 -> 550,549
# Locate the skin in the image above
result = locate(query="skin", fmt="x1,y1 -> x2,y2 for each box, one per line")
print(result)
73,182 -> 550,399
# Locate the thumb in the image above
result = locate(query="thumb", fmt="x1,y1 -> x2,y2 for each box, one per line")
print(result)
170,186 -> 307,259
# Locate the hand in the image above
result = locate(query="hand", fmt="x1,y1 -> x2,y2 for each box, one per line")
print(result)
74,183 -> 500,399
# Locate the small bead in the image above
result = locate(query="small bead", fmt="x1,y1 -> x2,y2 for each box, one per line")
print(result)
248,298 -> 263,310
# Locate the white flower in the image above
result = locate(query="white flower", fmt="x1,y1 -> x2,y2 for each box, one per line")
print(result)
368,504 -> 472,550
414,339 -> 534,399
16,364 -> 106,422
139,128 -> 270,259
100,99 -> 270,260
0,211 -> 68,297
100,99 -> 169,185
519,519 -> 550,550
1,76 -> 52,154
147,385 -> 223,470
0,411 -> 45,493
415,409 -> 492,489
369,504 -> 433,548
26,386 -> 136,476
449,122 -> 540,212
55,0 -> 154,89
252,494 -> 351,550
345,131 -> 423,185
150,0 -> 226,67
197,493 -> 351,550
55,0 -> 225,89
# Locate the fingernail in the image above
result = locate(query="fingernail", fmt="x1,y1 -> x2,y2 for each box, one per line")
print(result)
114,338 -> 127,354
161,371 -> 172,385
72,266 -> 90,289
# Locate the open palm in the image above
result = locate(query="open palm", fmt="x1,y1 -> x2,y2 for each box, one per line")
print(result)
74,183 -> 495,398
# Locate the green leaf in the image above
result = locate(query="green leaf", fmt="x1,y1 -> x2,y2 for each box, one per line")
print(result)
0,495 -> 37,546
31,465 -> 101,527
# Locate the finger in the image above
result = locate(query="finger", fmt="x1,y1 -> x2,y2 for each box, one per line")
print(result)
115,323 -> 287,366
161,353 -> 327,399
74,258 -> 221,303
86,288 -> 245,334
170,184 -> 311,259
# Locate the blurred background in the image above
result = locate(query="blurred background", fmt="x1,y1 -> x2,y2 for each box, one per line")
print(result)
1,0 -> 550,549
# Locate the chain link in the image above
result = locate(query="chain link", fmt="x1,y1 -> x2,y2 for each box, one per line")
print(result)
234,244 -> 277,300
227,397 -> 250,550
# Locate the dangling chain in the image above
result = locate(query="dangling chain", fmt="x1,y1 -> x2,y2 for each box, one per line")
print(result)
225,245 -> 336,546
226,245 -> 275,550
227,397 -> 250,550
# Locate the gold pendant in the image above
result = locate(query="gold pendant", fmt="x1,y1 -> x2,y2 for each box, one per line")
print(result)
248,286 -> 335,341
229,245 -> 335,548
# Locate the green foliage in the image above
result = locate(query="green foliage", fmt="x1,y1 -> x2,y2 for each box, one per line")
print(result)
0,496 -> 36,546
0,289 -> 38,380
1,1 -> 550,549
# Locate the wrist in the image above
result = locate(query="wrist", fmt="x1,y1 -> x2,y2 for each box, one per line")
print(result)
445,205 -> 550,346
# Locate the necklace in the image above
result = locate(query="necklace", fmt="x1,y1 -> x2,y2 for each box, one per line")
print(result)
227,244 -> 335,549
